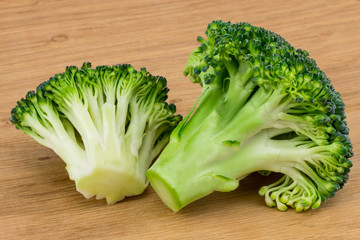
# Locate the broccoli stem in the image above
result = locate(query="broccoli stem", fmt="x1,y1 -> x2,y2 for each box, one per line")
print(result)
147,93 -> 279,211
146,130 -> 262,211
217,61 -> 255,121
176,85 -> 222,140
147,126 -> 320,212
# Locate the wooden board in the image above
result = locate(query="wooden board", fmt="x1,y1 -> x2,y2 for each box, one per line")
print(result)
1,0 -> 359,239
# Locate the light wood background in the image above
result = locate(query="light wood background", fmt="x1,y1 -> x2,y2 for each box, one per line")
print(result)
1,0 -> 359,239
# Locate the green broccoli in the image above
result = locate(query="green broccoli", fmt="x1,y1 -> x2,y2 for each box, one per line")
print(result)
10,63 -> 182,204
147,21 -> 353,212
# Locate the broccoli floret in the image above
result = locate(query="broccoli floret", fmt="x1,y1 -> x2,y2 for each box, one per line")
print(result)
147,21 -> 353,212
10,63 -> 182,204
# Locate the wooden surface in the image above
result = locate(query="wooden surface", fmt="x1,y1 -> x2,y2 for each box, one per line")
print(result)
1,0 -> 359,239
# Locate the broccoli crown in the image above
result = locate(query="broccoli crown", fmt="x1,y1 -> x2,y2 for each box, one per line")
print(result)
147,21 -> 353,212
10,62 -> 182,204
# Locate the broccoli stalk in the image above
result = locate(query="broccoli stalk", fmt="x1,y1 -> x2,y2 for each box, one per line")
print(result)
147,21 -> 353,212
10,63 -> 182,204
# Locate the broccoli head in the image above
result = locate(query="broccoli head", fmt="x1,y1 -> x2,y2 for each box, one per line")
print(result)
10,63 -> 182,204
147,21 -> 353,212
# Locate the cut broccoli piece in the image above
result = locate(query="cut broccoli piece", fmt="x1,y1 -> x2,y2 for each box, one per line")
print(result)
10,63 -> 182,204
147,21 -> 353,212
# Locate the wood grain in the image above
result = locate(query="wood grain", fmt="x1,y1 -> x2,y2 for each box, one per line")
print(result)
1,0 -> 359,239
